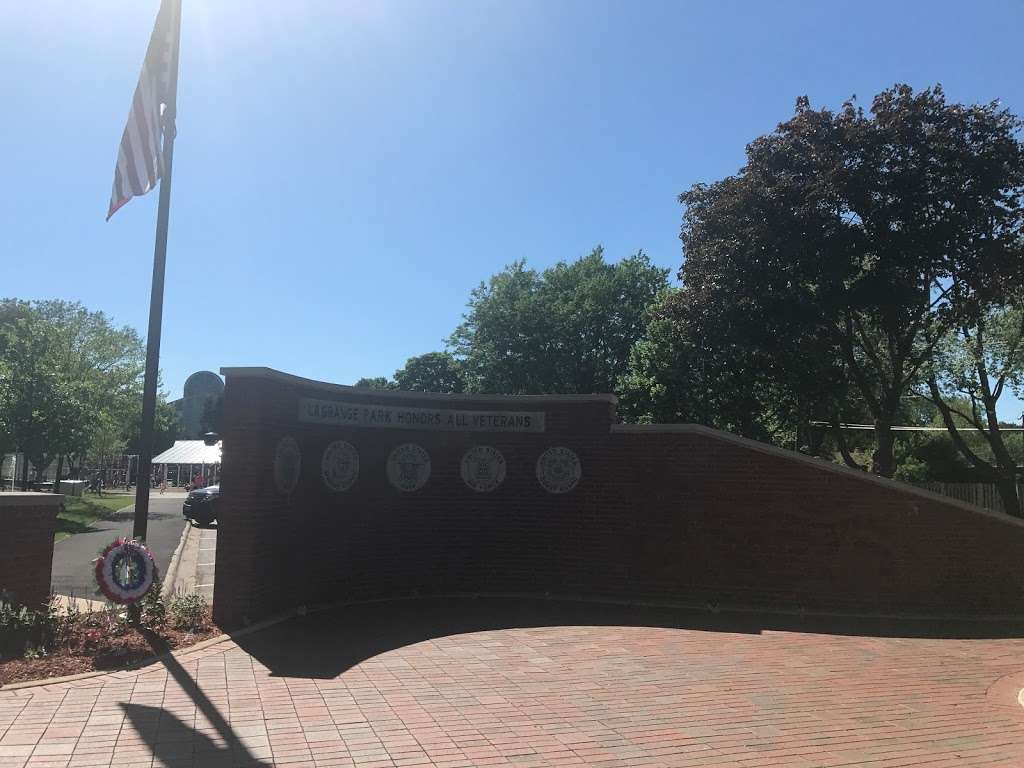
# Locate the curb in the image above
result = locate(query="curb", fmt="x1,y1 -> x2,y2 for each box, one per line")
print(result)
161,520 -> 193,598
0,611 -> 296,692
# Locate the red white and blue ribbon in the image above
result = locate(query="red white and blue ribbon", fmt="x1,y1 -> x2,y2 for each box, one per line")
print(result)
94,538 -> 157,604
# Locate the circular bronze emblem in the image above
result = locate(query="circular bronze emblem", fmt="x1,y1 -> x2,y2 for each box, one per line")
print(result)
387,443 -> 431,492
536,446 -> 581,494
321,440 -> 359,492
460,445 -> 507,492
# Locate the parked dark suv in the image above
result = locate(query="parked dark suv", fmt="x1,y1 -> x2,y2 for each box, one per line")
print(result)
183,485 -> 219,526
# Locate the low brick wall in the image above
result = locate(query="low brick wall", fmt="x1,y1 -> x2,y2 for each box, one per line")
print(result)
606,426 -> 1024,616
0,493 -> 61,608
212,368 -> 1024,627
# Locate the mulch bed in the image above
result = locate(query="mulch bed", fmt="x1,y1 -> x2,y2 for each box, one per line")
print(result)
0,623 -> 219,686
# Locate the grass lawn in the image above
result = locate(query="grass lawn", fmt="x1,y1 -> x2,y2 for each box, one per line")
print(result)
55,494 -> 134,543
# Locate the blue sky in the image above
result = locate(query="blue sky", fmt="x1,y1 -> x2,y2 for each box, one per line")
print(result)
2,0 -> 1023,420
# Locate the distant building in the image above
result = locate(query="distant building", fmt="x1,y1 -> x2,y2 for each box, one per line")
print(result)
172,371 -> 224,439
153,439 -> 222,487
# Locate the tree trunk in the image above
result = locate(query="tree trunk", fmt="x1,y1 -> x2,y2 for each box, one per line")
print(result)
808,422 -> 826,456
20,453 -> 29,491
832,418 -> 865,470
872,421 -> 896,477
927,375 -> 1022,517
52,454 -> 64,493
996,478 -> 1022,518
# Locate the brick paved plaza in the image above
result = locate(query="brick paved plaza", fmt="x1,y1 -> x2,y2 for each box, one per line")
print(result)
2,598 -> 1024,768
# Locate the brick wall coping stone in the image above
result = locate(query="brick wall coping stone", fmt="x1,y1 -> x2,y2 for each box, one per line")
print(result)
0,492 -> 63,507
614,423 -> 1024,529
220,366 -> 619,404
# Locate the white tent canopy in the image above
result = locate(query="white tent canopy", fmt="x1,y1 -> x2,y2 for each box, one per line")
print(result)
152,440 -> 222,465
152,440 -> 222,487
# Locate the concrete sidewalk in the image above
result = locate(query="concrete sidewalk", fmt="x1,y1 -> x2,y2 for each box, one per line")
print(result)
3,597 -> 1024,767
50,595 -> 106,615
163,522 -> 216,602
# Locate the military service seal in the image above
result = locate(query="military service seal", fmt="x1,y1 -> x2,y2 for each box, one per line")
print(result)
387,443 -> 431,492
460,445 -> 507,492
321,440 -> 359,492
536,446 -> 581,494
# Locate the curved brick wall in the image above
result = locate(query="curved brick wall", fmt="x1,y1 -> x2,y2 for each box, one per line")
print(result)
212,368 -> 1024,627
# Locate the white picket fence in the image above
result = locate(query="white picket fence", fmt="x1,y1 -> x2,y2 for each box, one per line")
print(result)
919,482 -> 1023,516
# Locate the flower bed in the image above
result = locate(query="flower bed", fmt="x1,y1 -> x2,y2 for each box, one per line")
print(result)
0,591 -> 218,686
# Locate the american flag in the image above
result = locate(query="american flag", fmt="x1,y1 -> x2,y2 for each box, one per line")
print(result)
107,0 -> 180,220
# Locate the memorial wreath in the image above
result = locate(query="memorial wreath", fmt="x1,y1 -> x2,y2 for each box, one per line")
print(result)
94,537 -> 157,604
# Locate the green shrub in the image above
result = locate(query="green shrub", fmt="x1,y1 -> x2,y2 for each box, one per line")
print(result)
140,579 -> 167,629
23,645 -> 47,660
83,606 -> 118,632
168,593 -> 209,632
0,593 -> 59,660
57,599 -> 81,644
77,604 -> 135,638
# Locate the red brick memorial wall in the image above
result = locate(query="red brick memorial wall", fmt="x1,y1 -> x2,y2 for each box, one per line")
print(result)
212,368 -> 1024,627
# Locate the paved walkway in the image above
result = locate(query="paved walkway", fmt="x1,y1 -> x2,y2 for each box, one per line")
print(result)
164,523 -> 217,603
3,598 -> 1024,767
51,497 -> 188,600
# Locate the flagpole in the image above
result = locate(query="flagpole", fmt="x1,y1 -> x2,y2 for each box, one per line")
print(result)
133,0 -> 183,542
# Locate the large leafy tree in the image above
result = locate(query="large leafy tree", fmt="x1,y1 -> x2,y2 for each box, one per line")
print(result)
122,394 -> 179,462
0,300 -> 75,486
448,261 -> 546,394
394,352 -> 465,393
673,85 -> 1024,477
617,288 -> 783,439
450,247 -> 669,394
0,299 -> 147,487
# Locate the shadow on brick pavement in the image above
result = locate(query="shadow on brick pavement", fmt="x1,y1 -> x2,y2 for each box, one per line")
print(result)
118,631 -> 273,768
121,703 -> 270,768
231,596 -> 1024,680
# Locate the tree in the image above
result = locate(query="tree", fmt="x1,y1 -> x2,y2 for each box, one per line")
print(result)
0,299 -> 146,487
450,247 -> 669,394
922,301 -> 1024,516
123,394 -> 179,462
675,85 -> 1024,476
0,300 -> 75,487
0,358 -> 11,455
448,261 -> 546,394
393,352 -> 465,393
353,376 -> 397,390
617,288 -> 781,439
893,431 -> 973,484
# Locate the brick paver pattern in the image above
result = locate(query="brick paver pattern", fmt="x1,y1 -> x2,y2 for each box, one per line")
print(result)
2,599 -> 1024,768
